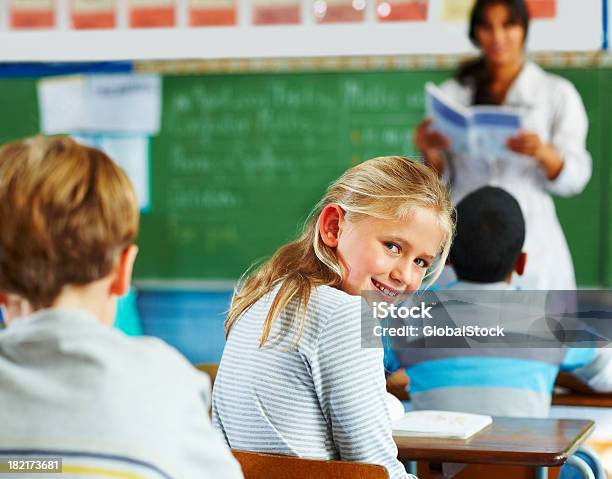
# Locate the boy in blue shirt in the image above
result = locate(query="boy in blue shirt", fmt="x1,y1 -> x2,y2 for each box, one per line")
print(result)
387,185 -> 611,478
388,185 -> 612,415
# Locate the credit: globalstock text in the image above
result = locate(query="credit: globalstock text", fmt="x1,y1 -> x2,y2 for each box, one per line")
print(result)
370,301 -> 505,338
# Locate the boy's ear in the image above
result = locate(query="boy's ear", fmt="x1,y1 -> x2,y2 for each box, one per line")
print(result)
110,245 -> 139,297
0,293 -> 33,325
514,252 -> 527,276
318,204 -> 345,248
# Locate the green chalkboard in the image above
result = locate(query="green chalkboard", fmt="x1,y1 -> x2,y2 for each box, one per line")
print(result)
552,68 -> 606,286
0,79 -> 39,144
0,68 -> 608,285
138,70 -> 449,280
603,70 -> 612,287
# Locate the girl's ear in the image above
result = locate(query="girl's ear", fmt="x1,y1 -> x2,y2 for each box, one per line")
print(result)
318,204 -> 345,248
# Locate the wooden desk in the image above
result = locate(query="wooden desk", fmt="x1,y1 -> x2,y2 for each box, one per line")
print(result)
394,417 -> 593,467
552,372 -> 612,408
387,387 -> 612,408
552,392 -> 612,408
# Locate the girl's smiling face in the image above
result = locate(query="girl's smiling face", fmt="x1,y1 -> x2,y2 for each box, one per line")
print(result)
318,204 -> 444,298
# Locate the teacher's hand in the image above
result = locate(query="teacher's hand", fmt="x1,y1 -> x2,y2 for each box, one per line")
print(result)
506,131 -> 545,157
506,131 -> 564,180
414,118 -> 450,175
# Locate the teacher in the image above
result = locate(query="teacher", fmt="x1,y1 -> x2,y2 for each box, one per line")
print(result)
415,0 -> 592,290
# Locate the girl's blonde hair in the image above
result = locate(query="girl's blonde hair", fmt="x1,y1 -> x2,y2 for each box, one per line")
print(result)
226,156 -> 454,347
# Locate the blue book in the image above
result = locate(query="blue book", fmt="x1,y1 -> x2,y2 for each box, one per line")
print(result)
425,82 -> 523,160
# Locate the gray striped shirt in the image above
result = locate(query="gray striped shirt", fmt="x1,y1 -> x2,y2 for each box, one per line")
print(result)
212,285 -> 410,479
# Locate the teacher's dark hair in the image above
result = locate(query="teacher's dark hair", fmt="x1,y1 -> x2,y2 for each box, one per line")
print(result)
457,0 -> 530,104
468,0 -> 529,48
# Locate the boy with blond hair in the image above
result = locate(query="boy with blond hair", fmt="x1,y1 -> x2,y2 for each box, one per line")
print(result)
0,136 -> 243,479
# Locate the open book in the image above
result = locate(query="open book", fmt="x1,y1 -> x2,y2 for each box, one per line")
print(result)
425,82 -> 522,158
392,410 -> 492,440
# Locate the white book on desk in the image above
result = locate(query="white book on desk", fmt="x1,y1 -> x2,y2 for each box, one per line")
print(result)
392,410 -> 492,440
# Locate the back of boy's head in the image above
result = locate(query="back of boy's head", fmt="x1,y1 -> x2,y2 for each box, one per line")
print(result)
0,136 -> 139,309
450,186 -> 525,283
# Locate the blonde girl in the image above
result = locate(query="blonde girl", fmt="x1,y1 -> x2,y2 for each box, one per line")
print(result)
212,156 -> 454,479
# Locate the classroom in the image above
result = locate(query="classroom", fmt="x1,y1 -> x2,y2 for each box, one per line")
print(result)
0,0 -> 611,478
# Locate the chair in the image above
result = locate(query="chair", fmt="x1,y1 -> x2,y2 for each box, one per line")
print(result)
195,363 -> 219,385
231,449 -> 389,479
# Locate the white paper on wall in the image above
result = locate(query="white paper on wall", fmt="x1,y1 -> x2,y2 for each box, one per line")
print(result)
38,74 -> 161,134
85,75 -> 161,133
38,76 -> 87,134
70,133 -> 151,211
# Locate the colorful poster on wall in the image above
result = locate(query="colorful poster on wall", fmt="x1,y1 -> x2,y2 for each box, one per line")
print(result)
442,0 -> 556,22
129,0 -> 175,28
377,0 -> 428,22
314,0 -> 365,23
70,0 -> 116,29
10,0 -> 55,29
189,0 -> 235,25
441,0 -> 473,22
526,0 -> 556,19
252,0 -> 300,25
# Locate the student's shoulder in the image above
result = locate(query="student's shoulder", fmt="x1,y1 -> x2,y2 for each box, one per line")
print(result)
309,285 -> 361,331
311,285 -> 360,312
129,334 -> 195,368
116,333 -> 209,388
127,334 -> 184,359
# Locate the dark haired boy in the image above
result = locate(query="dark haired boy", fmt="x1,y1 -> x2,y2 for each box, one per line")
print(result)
388,186 -> 612,417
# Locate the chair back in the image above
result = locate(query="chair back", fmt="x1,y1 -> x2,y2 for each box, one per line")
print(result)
195,363 -> 219,385
231,449 -> 389,479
